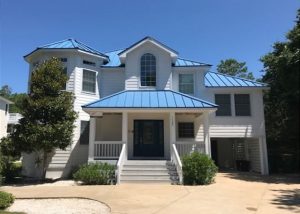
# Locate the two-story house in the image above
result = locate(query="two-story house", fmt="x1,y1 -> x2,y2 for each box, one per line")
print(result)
22,37 -> 269,183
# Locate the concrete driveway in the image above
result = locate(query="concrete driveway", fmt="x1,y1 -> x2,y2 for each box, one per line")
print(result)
1,172 -> 299,214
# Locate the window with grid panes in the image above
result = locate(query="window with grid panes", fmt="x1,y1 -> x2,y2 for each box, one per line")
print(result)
141,53 -> 156,86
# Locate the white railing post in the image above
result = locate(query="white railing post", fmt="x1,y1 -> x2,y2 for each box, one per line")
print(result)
88,118 -> 96,162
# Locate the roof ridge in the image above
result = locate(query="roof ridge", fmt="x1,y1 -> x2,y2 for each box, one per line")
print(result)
207,71 -> 267,85
39,38 -> 72,48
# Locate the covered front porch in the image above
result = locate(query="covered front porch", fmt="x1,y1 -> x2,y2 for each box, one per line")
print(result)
82,90 -> 217,183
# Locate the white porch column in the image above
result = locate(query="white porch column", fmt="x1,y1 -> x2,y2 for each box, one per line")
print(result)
259,136 -> 269,175
203,112 -> 211,157
169,112 -> 176,145
122,112 -> 128,160
88,117 -> 96,162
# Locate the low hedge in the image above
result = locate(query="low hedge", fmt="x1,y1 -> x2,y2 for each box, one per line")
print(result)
182,152 -> 218,185
73,162 -> 115,185
0,191 -> 14,210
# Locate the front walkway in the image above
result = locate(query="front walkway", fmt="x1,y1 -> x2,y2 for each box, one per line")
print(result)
1,173 -> 299,214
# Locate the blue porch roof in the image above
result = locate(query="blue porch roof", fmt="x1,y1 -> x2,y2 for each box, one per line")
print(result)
83,90 -> 217,109
24,38 -> 108,59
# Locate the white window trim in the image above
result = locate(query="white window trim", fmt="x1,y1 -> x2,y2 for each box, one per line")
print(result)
81,69 -> 98,95
178,72 -> 195,96
139,52 -> 158,88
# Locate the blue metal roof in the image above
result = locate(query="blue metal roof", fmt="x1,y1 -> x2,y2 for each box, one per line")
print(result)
175,58 -> 211,67
83,90 -> 217,109
205,72 -> 267,87
24,39 -> 108,59
102,50 -> 123,67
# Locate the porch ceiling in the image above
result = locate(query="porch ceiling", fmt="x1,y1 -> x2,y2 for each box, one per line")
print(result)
82,90 -> 217,110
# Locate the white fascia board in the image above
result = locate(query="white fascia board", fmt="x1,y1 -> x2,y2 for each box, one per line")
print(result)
119,39 -> 178,59
82,108 -> 217,114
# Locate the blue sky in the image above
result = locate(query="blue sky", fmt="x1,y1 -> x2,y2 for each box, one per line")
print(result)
0,0 -> 299,93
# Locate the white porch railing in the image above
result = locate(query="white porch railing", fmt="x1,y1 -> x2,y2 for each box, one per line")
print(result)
94,141 -> 124,159
175,141 -> 206,157
116,143 -> 127,184
171,143 -> 183,183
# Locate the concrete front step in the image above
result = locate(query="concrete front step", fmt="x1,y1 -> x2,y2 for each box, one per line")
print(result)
121,171 -> 177,176
120,160 -> 179,184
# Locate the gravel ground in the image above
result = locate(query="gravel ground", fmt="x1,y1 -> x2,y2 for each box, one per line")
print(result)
7,198 -> 110,214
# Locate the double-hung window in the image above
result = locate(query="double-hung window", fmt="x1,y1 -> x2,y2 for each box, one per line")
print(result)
82,69 -> 96,93
215,94 -> 231,116
179,74 -> 194,95
234,94 -> 251,116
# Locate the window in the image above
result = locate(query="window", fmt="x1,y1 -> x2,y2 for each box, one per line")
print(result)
60,58 -> 68,62
80,121 -> 90,145
179,74 -> 194,95
82,69 -> 96,93
215,94 -> 231,116
178,122 -> 194,138
141,53 -> 156,86
235,94 -> 251,116
83,60 -> 96,66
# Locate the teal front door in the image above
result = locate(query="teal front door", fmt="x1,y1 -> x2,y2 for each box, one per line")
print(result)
134,120 -> 164,157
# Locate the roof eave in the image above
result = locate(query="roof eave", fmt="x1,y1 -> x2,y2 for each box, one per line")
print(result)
118,37 -> 178,58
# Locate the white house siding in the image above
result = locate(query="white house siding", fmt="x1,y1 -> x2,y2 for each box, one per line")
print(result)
0,100 -> 9,138
207,89 -> 265,138
172,67 -> 209,99
125,42 -> 172,90
100,68 -> 125,97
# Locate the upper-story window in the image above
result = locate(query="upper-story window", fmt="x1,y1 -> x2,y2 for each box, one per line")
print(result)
234,94 -> 251,116
140,53 -> 156,86
179,74 -> 194,95
82,69 -> 96,93
83,60 -> 96,66
215,94 -> 231,116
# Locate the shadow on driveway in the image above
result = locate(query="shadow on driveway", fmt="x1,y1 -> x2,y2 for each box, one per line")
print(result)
271,189 -> 300,212
221,171 -> 300,184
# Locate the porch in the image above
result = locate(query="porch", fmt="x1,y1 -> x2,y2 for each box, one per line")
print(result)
82,90 -> 217,183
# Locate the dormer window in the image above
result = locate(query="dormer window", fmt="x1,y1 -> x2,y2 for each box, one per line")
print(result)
141,53 -> 156,86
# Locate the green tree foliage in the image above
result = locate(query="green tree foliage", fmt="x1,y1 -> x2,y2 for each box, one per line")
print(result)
5,58 -> 77,178
0,85 -> 27,113
261,10 -> 300,172
0,85 -> 12,97
217,58 -> 255,80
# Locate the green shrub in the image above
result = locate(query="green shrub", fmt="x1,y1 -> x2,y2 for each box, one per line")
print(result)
73,163 -> 115,185
0,191 -> 14,209
182,152 -> 218,185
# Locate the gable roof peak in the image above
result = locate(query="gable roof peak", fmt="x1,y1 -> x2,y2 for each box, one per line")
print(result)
118,36 -> 178,58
